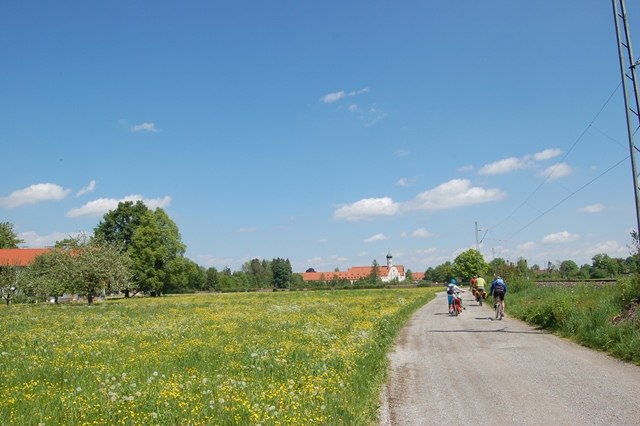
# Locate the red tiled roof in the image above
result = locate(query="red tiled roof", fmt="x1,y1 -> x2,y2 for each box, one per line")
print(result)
412,272 -> 425,280
301,264 -> 406,282
0,248 -> 50,266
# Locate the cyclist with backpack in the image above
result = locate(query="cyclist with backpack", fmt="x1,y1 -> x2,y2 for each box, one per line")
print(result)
490,276 -> 507,319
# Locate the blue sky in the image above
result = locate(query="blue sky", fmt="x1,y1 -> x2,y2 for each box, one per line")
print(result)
2,1 -> 639,273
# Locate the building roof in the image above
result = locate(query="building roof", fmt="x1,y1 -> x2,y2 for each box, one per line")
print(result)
0,248 -> 50,266
301,265 -> 406,282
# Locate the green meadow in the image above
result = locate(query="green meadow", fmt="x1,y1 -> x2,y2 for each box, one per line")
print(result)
0,288 -> 437,425
506,276 -> 640,364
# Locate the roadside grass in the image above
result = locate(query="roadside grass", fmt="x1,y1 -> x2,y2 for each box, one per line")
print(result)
0,288 -> 437,425
507,276 -> 640,365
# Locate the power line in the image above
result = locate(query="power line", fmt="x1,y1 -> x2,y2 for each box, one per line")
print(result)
506,155 -> 629,240
487,83 -> 622,234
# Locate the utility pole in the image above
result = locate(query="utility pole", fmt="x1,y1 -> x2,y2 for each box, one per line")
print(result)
612,0 -> 640,236
475,221 -> 480,251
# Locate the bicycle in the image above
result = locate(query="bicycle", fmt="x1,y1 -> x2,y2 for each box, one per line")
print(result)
494,297 -> 504,320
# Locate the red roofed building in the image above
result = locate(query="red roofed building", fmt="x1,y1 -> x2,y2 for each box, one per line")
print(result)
301,253 -> 407,283
0,248 -> 50,266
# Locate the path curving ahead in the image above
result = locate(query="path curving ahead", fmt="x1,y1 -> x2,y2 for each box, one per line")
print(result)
379,290 -> 640,426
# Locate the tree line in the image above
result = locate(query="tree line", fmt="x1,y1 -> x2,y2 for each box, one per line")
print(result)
423,242 -> 640,286
0,203 -> 304,304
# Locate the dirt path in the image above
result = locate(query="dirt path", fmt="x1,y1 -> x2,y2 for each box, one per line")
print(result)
378,290 -> 640,425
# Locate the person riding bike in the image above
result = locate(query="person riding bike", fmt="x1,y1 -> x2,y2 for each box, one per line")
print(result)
446,279 -> 464,315
489,276 -> 507,319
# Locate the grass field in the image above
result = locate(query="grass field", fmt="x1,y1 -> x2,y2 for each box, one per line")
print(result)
506,276 -> 640,365
0,288 -> 436,425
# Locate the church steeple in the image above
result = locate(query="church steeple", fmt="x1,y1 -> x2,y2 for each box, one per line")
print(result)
386,252 -> 393,268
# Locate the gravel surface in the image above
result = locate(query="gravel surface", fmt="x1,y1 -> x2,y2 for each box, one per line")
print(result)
378,290 -> 640,425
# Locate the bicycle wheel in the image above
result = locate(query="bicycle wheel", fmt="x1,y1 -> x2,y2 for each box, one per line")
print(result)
495,301 -> 500,319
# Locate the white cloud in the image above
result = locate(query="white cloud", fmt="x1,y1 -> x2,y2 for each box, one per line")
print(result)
412,228 -> 432,238
66,195 -> 171,218
578,203 -> 604,213
321,87 -> 370,104
478,157 -> 527,175
18,231 -> 85,248
590,240 -> 627,257
76,180 -> 96,197
396,178 -> 410,187
542,231 -> 579,244
321,91 -> 345,103
539,162 -> 573,181
478,148 -> 562,176
348,104 -> 358,112
394,149 -> 410,157
131,122 -> 158,133
517,241 -> 537,251
405,179 -> 506,212
364,233 -> 388,243
0,183 -> 71,208
534,148 -> 562,161
333,197 -> 400,221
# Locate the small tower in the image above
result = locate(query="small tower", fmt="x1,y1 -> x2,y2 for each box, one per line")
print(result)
386,252 -> 393,268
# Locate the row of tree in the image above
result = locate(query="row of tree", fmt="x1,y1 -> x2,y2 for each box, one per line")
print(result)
0,208 -> 302,303
423,243 -> 640,286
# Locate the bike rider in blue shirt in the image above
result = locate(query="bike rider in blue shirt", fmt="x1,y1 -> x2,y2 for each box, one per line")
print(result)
489,276 -> 507,319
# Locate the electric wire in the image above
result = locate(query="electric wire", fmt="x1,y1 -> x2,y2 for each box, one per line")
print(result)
489,82 -> 628,239
506,155 -> 629,240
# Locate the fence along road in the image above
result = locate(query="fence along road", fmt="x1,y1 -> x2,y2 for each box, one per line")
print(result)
378,290 -> 640,425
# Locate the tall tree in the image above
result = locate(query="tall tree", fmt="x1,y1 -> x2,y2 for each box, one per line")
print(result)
559,260 -> 579,278
94,202 -> 186,295
94,201 -> 150,250
453,249 -> 487,281
369,259 -> 380,284
271,258 -> 292,289
0,222 -> 23,248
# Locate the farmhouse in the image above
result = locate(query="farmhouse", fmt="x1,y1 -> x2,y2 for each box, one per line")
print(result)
301,253 -> 409,283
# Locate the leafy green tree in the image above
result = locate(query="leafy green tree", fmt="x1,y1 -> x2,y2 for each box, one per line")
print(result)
406,269 -> 413,281
69,240 -> 132,304
205,267 -> 219,291
95,202 -> 186,296
93,201 -> 150,250
453,249 -> 487,281
272,258 -> 292,289
0,222 -> 23,248
432,261 -> 454,284
591,253 -> 618,278
515,257 -> 528,277
25,249 -> 71,303
164,257 -> 206,293
424,267 -> 436,282
0,264 -> 20,305
488,258 -> 507,276
243,258 -> 272,288
559,260 -> 579,279
369,259 -> 380,284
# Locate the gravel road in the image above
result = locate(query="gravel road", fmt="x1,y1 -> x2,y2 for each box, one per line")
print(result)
378,290 -> 640,425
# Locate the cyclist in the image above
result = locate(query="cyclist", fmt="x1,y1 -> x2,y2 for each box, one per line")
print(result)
472,275 -> 487,304
489,276 -> 507,319
446,279 -> 464,315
